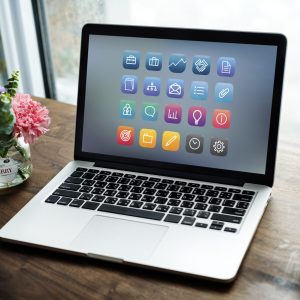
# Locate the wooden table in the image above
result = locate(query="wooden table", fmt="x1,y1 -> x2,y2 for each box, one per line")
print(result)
0,98 -> 299,300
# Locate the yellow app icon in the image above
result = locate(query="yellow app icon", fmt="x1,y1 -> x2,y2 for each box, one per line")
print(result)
139,129 -> 157,148
162,131 -> 180,151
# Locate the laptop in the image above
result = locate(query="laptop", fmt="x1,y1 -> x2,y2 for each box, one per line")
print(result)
0,24 -> 286,281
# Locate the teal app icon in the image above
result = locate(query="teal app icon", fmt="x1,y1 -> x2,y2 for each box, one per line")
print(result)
120,100 -> 136,119
142,102 -> 159,121
215,83 -> 233,102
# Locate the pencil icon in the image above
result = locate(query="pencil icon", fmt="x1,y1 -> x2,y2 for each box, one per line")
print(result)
162,131 -> 180,151
165,135 -> 177,147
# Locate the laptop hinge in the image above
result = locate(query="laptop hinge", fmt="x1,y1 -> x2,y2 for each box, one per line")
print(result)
94,161 -> 245,187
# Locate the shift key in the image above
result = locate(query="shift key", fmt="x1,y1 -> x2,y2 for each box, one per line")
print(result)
211,213 -> 242,224
222,207 -> 246,216
53,189 -> 81,198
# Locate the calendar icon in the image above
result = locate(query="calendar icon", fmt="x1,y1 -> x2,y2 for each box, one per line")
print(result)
146,52 -> 162,71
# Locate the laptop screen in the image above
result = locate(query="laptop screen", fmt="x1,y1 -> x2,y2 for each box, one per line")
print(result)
81,31 -> 278,175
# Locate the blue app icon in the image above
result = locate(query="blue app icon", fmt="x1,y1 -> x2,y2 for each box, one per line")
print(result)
120,100 -> 136,119
121,75 -> 138,94
190,81 -> 208,100
167,79 -> 184,98
143,77 -> 160,96
168,54 -> 187,73
146,52 -> 162,71
192,55 -> 211,75
217,57 -> 236,77
215,82 -> 234,102
123,50 -> 140,69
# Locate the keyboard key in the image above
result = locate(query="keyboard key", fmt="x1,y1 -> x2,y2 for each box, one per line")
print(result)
118,184 -> 131,191
181,201 -> 193,208
59,183 -> 80,191
222,207 -> 246,216
94,181 -> 107,188
167,185 -> 180,191
169,192 -> 182,199
79,193 -> 93,200
194,203 -> 208,210
143,203 -> 156,210
183,209 -> 196,216
82,180 -> 95,186
224,227 -> 237,233
116,191 -> 129,198
206,190 -> 219,197
156,205 -> 169,212
131,187 -> 144,193
82,173 -> 95,179
222,200 -> 236,207
69,199 -> 84,207
137,175 -> 148,180
211,213 -> 242,224
99,204 -> 164,220
215,186 -> 227,191
70,171 -> 84,178
202,184 -> 213,189
103,190 -> 117,196
106,183 -> 119,189
195,196 -> 209,203
181,217 -> 196,226
208,205 -> 221,212
228,188 -> 241,193
209,198 -> 222,205
57,197 -> 72,205
106,176 -> 119,183
167,199 -> 180,206
164,214 -> 182,223
142,181 -> 155,188
154,197 -> 168,204
104,197 -> 118,204
130,201 -> 143,208
188,182 -> 200,187
242,190 -> 255,195
156,190 -> 169,197
232,194 -> 253,202
149,177 -> 160,182
179,186 -> 193,193
100,170 -> 111,175
143,188 -> 156,195
117,199 -> 130,206
92,195 -> 105,202
92,188 -> 104,195
88,169 -> 99,174
175,181 -> 186,186
192,188 -> 206,195
141,195 -> 155,202
53,189 -> 80,198
112,172 -> 123,177
236,201 -> 249,209
118,178 -> 130,184
45,195 -> 60,203
124,174 -> 135,178
162,179 -> 174,184
76,167 -> 87,172
167,207 -> 182,215
210,221 -> 224,230
219,192 -> 232,199
195,222 -> 208,228
197,211 -> 210,219
181,194 -> 195,201
154,183 -> 167,190
131,179 -> 142,186
128,193 -> 142,200
65,177 -> 83,184
80,186 -> 92,193
94,174 -> 107,181
82,201 -> 99,210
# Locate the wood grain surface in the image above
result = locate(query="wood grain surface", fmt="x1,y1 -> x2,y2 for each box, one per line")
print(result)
0,98 -> 299,300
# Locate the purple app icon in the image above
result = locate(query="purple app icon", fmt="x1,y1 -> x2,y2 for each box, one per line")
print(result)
188,106 -> 206,126
164,104 -> 182,124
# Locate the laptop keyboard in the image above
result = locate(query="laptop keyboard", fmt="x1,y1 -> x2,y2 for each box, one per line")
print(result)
45,167 -> 256,233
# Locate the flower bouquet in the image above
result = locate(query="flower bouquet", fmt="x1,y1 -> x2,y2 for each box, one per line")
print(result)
0,71 -> 50,189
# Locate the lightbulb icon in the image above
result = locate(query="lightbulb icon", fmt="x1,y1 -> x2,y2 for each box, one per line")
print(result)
192,109 -> 202,125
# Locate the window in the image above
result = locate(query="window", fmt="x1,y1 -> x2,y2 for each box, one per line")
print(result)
0,31 -> 7,83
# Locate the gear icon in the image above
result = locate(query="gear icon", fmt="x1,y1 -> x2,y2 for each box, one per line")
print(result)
213,140 -> 225,153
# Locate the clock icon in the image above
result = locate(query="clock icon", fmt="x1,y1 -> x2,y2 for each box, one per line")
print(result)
186,135 -> 203,153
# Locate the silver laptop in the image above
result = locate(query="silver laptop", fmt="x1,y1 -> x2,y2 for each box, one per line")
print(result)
0,24 -> 286,281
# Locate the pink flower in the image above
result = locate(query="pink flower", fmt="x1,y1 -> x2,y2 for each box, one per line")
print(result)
12,93 -> 50,144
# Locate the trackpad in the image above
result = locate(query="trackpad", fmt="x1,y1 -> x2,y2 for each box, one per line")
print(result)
70,215 -> 168,261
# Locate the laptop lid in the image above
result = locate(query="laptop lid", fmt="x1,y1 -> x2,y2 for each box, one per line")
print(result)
74,24 -> 286,187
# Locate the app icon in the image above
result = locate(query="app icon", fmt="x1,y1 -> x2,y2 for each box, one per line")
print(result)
146,52 -> 162,71
162,131 -> 180,151
120,100 -> 136,119
188,106 -> 206,126
139,128 -> 157,148
210,138 -> 228,156
164,104 -> 182,124
143,77 -> 160,96
190,81 -> 208,100
167,79 -> 184,98
217,57 -> 236,77
142,102 -> 159,121
212,109 -> 231,128
186,135 -> 204,154
168,54 -> 187,73
121,75 -> 138,94
117,126 -> 134,146
123,50 -> 140,69
192,56 -> 211,75
215,83 -> 233,102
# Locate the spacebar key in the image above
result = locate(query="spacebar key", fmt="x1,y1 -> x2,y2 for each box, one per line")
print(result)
98,204 -> 164,221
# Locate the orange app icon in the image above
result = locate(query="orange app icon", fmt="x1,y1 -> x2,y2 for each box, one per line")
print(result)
139,129 -> 157,148
212,109 -> 231,128
117,126 -> 134,145
162,131 -> 180,151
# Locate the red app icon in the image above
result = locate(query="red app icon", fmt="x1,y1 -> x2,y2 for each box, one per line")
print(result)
212,109 -> 231,128
117,126 -> 134,145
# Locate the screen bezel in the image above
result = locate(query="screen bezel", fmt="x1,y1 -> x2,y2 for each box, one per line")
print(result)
74,24 -> 286,187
